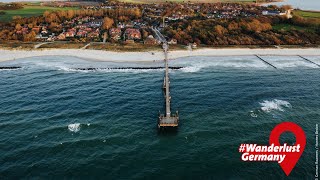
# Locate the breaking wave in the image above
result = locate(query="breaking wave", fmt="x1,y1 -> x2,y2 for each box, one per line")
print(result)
68,123 -> 81,132
180,66 -> 202,73
58,67 -> 164,73
259,99 -> 292,112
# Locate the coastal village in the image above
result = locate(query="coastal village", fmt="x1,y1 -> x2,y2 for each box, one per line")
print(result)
0,0 -> 319,47
15,2 -> 290,43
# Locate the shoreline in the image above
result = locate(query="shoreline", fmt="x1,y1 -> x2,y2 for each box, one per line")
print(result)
1,48 -> 320,62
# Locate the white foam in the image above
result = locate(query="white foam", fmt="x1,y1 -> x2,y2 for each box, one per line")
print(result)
260,99 -> 291,112
180,66 -> 202,73
58,67 -> 164,73
172,56 -> 269,70
58,67 -> 91,73
272,61 -> 318,69
250,112 -> 258,118
68,123 -> 81,132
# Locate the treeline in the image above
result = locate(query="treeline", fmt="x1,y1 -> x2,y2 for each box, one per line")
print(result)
11,8 -> 141,26
163,17 -> 320,46
43,8 -> 141,24
0,3 -> 23,10
290,15 -> 320,27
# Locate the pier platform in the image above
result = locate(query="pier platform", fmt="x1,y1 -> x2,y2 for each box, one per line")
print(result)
158,113 -> 179,128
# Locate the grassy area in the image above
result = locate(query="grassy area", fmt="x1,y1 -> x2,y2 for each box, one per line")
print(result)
0,42 -> 36,50
273,23 -> 307,31
0,5 -> 78,22
88,43 -> 162,52
294,10 -> 320,19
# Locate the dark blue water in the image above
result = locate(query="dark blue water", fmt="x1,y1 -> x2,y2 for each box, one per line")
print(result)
0,55 -> 319,179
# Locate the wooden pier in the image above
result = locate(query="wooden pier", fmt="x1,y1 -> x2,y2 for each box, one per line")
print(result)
158,43 -> 179,129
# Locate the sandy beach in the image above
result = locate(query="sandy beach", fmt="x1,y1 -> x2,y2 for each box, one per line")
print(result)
1,48 -> 320,62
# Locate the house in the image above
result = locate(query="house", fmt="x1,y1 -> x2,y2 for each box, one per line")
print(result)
21,27 -> 29,34
66,31 -> 75,38
47,34 -> 57,42
192,42 -> 197,48
262,10 -> 285,16
41,30 -> 48,35
109,28 -> 122,41
88,29 -> 100,38
77,30 -> 87,37
168,39 -> 177,45
125,22 -> 134,28
35,34 -> 49,41
76,24 -> 89,29
32,27 -> 41,33
124,28 -> 141,40
144,35 -> 158,45
89,19 -> 103,28
57,33 -> 66,40
117,23 -> 125,29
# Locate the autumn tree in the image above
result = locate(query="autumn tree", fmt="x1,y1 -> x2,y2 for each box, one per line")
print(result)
214,25 -> 227,36
227,22 -> 239,31
15,24 -> 22,31
67,10 -> 75,19
133,8 -> 142,19
23,31 -> 36,42
281,5 -> 293,11
102,17 -> 114,30
27,23 -> 33,29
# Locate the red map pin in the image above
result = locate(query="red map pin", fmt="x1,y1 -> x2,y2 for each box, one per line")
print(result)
269,122 -> 306,176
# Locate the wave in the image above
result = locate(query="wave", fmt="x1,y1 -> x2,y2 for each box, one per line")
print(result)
259,99 -> 292,112
58,67 -> 165,73
3,55 -> 320,73
180,66 -> 202,73
270,61 -> 319,69
68,123 -> 81,132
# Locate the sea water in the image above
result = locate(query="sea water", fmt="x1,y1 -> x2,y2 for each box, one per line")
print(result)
0,55 -> 319,179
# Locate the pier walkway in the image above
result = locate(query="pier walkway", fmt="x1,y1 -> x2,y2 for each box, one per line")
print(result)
158,43 -> 179,129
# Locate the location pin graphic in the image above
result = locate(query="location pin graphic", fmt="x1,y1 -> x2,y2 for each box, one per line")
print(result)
269,122 -> 306,176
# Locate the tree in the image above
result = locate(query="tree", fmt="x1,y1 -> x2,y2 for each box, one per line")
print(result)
27,23 -> 33,29
102,17 -> 114,30
142,29 -> 149,39
214,25 -> 227,36
43,11 -> 50,18
23,31 -> 36,41
15,24 -> 22,31
67,10 -> 75,19
133,8 -> 142,18
228,22 -> 239,31
281,5 -> 293,11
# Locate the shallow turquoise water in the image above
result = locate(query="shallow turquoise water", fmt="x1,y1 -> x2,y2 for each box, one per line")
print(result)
0,55 -> 319,179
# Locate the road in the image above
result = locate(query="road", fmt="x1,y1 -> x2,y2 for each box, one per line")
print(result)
152,27 -> 166,43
